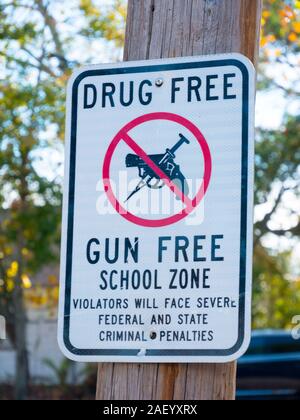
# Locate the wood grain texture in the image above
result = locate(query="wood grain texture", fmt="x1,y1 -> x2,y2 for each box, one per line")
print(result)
124,0 -> 262,65
96,0 -> 261,401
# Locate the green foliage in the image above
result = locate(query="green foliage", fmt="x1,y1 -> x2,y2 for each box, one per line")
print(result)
0,0 -> 125,309
43,358 -> 74,390
261,0 -> 300,52
0,1 -> 126,396
253,246 -> 300,329
79,0 -> 126,48
255,116 -> 300,207
253,0 -> 300,329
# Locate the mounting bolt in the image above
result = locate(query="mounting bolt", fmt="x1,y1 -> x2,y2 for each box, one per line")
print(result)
150,331 -> 157,340
155,78 -> 164,87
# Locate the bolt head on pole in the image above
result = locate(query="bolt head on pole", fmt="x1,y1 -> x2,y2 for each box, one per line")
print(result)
155,78 -> 164,87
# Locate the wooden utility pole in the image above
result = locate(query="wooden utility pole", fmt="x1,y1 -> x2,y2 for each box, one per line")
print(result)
96,0 -> 262,401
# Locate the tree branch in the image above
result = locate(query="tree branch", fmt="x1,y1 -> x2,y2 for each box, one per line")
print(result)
267,221 -> 300,238
21,47 -> 58,78
1,2 -> 38,11
0,51 -> 57,78
254,186 -> 289,247
34,0 -> 67,70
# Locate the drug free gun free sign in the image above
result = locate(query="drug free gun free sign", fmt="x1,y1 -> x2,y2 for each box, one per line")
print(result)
58,54 -> 255,363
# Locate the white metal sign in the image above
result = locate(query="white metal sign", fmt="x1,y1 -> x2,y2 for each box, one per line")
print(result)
58,54 -> 255,363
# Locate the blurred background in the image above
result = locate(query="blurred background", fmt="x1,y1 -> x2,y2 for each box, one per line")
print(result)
0,0 -> 299,400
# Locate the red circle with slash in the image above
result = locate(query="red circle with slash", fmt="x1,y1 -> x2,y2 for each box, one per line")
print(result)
102,112 -> 212,228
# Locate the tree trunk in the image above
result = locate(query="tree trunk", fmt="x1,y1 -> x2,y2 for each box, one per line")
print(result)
97,0 -> 262,401
0,244 -> 29,400
14,153 -> 30,400
13,278 -> 29,400
123,0 -> 261,64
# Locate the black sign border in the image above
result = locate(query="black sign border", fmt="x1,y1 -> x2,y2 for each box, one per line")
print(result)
63,58 -> 251,358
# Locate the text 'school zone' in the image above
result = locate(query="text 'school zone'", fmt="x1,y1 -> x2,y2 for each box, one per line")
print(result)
84,235 -> 225,291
